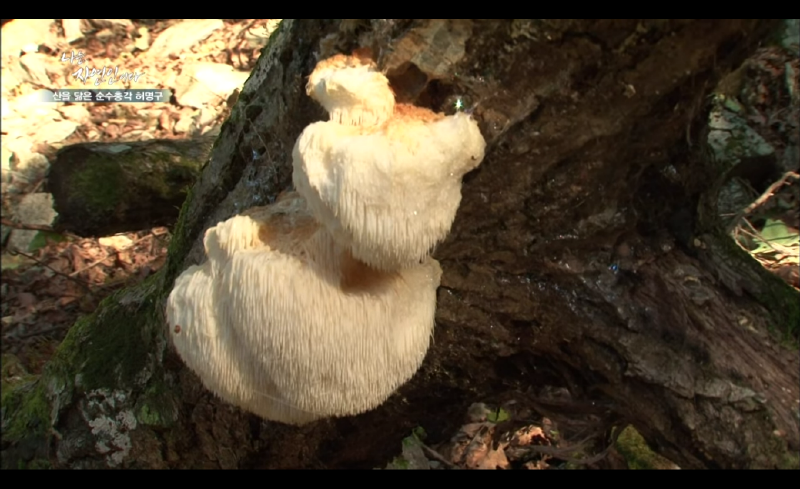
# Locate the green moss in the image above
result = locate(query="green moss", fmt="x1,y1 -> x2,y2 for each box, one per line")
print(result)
65,148 -> 201,231
48,274 -> 163,391
615,426 -> 677,470
16,459 -> 52,470
137,403 -> 163,427
165,163 -> 201,195
135,380 -> 179,428
28,459 -> 52,469
758,276 -> 800,344
745,411 -> 800,469
1,379 -> 50,441
2,271 -> 168,469
1,354 -> 50,443
164,185 -> 196,282
142,152 -> 201,201
777,450 -> 800,470
57,309 -> 143,390
69,156 -> 124,215
717,231 -> 800,343
385,457 -> 410,469
2,353 -> 31,385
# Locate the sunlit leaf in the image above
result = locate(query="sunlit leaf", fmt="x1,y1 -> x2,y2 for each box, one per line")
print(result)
487,407 -> 509,423
27,231 -> 67,252
759,219 -> 797,247
1,253 -> 31,270
750,219 -> 798,254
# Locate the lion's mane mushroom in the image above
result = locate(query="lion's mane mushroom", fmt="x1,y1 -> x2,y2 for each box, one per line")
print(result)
166,192 -> 442,425
293,54 -> 487,271
305,53 -> 396,127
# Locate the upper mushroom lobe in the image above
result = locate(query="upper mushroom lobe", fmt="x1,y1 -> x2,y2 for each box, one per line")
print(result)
293,108 -> 485,271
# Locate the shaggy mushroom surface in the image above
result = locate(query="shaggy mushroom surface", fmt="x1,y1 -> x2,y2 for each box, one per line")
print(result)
167,53 -> 485,425
167,193 -> 442,425
294,54 -> 487,271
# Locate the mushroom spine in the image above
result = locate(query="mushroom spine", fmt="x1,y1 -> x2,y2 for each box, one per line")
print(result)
294,54 -> 486,270
166,53 -> 486,425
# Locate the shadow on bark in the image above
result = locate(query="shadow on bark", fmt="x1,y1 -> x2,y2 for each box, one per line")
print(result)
2,19 -> 797,470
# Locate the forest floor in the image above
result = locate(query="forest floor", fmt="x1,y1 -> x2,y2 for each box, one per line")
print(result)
1,19 -> 279,378
1,19 -> 796,470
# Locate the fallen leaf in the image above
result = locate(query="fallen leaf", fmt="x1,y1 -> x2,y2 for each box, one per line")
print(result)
17,292 -> 36,307
120,250 -> 135,265
511,425 -> 546,447
486,407 -> 510,423
28,231 -> 66,252
462,439 -> 489,468
68,244 -> 87,270
476,447 -> 510,470
42,309 -> 69,323
523,459 -> 549,470
461,424 -> 505,469
58,296 -> 78,306
47,257 -> 70,274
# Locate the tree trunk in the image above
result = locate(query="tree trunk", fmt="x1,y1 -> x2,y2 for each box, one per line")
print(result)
2,19 -> 798,470
46,136 -> 212,237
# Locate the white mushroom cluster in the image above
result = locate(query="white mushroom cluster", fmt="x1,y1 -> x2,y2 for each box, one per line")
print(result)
166,54 -> 486,425
295,54 -> 486,270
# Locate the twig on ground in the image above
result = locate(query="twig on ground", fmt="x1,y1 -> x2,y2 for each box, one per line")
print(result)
69,251 -> 110,277
1,218 -> 55,232
523,442 -> 611,466
739,218 -> 793,255
15,323 -> 69,339
69,233 -> 153,277
8,249 -> 92,292
728,171 -> 799,232
742,171 -> 798,217
419,443 -> 460,470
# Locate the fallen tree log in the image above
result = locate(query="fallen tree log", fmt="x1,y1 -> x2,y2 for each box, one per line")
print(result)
2,19 -> 797,469
45,136 -> 212,237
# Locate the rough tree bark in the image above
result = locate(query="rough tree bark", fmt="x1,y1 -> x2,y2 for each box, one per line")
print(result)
2,19 -> 798,469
